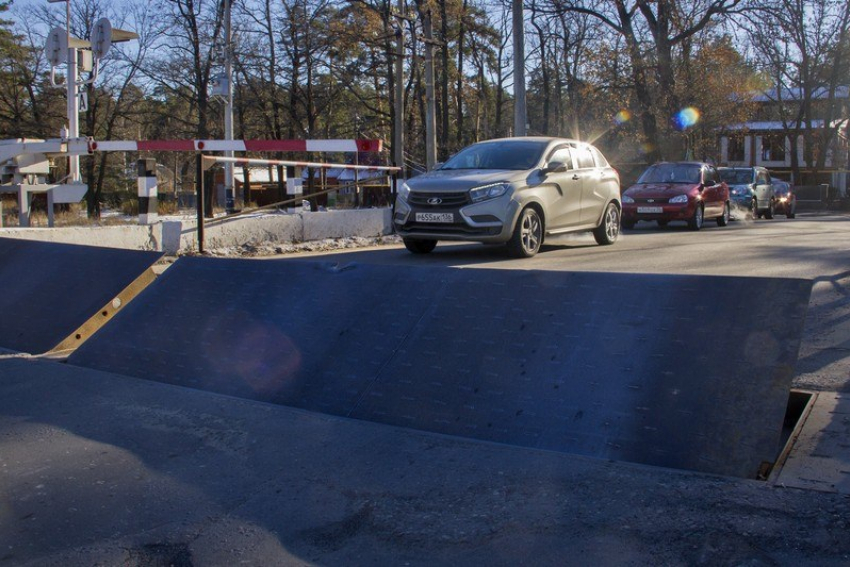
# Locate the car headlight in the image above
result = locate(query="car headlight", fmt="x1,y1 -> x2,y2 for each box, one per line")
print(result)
779,196 -> 788,203
622,194 -> 635,204
670,194 -> 689,204
469,183 -> 510,203
397,181 -> 412,202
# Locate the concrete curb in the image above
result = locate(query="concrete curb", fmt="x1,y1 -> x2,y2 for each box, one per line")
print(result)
0,208 -> 394,255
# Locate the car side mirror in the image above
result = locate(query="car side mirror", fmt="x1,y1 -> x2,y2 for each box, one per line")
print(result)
543,161 -> 568,175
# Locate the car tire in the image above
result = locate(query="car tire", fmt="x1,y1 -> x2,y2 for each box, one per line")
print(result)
788,203 -> 796,219
507,206 -> 543,258
717,201 -> 730,227
403,238 -> 437,254
593,203 -> 620,245
688,204 -> 704,231
765,199 -> 775,219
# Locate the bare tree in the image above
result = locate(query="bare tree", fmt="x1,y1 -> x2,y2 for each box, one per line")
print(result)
143,0 -> 224,140
745,0 -> 850,182
553,0 -> 743,161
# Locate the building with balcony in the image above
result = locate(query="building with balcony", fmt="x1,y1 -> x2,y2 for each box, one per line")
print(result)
718,87 -> 849,196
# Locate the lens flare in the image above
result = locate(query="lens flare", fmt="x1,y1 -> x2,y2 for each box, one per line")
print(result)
614,110 -> 631,125
674,107 -> 701,130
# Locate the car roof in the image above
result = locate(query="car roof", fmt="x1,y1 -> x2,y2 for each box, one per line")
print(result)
477,136 -> 588,146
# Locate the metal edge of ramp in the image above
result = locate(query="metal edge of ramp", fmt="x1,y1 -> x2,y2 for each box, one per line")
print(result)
47,265 -> 160,357
67,257 -> 813,478
0,237 -> 163,354
772,391 -> 850,493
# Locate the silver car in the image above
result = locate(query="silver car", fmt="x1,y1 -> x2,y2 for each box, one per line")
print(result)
393,137 -> 622,257
718,166 -> 776,219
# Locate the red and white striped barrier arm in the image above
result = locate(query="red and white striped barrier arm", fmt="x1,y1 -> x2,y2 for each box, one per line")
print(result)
89,139 -> 384,153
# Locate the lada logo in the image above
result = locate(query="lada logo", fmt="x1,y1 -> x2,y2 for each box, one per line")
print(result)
427,197 -> 443,205
647,198 -> 655,203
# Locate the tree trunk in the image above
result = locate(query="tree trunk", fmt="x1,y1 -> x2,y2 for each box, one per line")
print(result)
439,0 -> 450,160
617,0 -> 661,162
456,0 -> 467,147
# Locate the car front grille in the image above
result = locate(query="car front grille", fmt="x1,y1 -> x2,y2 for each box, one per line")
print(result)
633,197 -> 672,204
408,191 -> 470,209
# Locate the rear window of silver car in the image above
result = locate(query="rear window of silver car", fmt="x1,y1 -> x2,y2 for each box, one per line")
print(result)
574,147 -> 595,169
719,168 -> 754,184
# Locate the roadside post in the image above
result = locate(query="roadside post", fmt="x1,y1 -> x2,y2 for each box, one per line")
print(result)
285,166 -> 301,213
390,172 -> 398,234
137,158 -> 157,225
196,153 -> 205,253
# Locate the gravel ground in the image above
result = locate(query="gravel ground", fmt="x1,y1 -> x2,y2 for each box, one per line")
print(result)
202,234 -> 403,257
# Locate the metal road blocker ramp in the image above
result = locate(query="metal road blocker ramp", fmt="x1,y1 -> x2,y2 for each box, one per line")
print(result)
0,238 -> 162,355
68,258 -> 812,478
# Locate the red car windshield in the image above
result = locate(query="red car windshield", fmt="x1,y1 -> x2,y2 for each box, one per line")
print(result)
637,164 -> 701,184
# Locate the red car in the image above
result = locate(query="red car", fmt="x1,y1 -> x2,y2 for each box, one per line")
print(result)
621,162 -> 731,230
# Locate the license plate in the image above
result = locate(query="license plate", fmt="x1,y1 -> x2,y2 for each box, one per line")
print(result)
415,212 -> 454,223
637,206 -> 663,214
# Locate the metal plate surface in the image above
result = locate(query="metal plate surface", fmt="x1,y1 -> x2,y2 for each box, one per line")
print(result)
69,257 -> 812,478
0,238 -> 162,354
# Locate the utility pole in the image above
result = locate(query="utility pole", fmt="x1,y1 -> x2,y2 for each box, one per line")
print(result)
61,0 -> 80,181
224,0 -> 236,212
512,0 -> 526,137
423,10 -> 437,170
393,0 -> 405,176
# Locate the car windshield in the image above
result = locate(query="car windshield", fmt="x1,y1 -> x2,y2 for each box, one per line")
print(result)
439,141 -> 547,171
718,168 -> 754,185
637,164 -> 702,184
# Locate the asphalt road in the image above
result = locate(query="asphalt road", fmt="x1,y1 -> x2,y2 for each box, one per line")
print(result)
296,212 -> 846,278
2,211 -> 849,565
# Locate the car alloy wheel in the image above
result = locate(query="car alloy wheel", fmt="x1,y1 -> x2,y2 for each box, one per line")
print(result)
508,207 -> 543,258
593,202 -> 620,245
688,204 -> 704,231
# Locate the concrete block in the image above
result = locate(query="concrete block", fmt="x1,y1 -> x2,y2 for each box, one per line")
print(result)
179,213 -> 303,252
0,225 -> 164,251
161,221 -> 183,255
302,208 -> 391,241
0,209 -> 394,254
